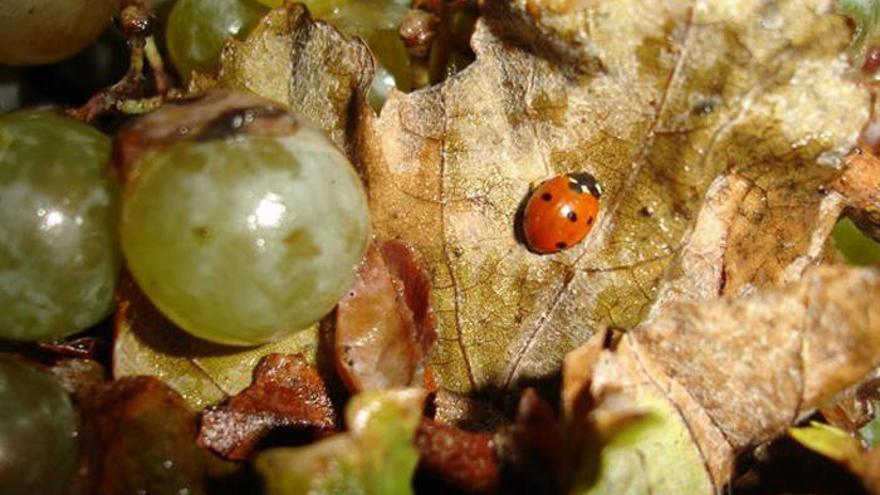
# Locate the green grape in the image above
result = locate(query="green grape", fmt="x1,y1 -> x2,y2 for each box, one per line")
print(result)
0,112 -> 119,342
832,217 -> 880,266
0,67 -> 22,113
0,354 -> 79,495
121,126 -> 370,345
166,0 -> 268,79
0,0 -> 117,66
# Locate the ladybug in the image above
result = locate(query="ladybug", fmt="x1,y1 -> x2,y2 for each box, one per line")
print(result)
522,172 -> 602,254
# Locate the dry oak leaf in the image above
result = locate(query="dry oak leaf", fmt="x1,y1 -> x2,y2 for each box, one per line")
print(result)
114,274 -> 320,410
364,0 -> 870,400
197,353 -> 337,461
564,265 -> 880,493
336,240 -> 436,392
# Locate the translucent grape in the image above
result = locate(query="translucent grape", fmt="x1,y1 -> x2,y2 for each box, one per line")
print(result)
0,354 -> 79,495
0,111 -> 119,342
832,217 -> 880,266
0,0 -> 117,66
121,126 -> 370,345
165,0 -> 268,79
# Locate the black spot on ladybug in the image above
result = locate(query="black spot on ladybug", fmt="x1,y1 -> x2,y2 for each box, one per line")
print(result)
556,241 -> 567,249
567,211 -> 578,222
639,206 -> 653,217
541,193 -> 552,201
587,217 -> 594,226
567,172 -> 602,198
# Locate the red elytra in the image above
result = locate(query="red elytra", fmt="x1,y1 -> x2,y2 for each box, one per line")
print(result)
522,172 -> 601,254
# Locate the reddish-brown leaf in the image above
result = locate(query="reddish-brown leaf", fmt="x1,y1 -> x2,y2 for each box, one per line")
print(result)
335,240 -> 436,392
197,354 -> 336,461
416,418 -> 500,494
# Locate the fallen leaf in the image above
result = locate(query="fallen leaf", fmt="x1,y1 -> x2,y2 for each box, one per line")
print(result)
565,265 -> 880,493
365,0 -> 870,399
197,353 -> 337,461
82,376 -> 235,495
113,274 -> 320,410
197,1 -> 872,405
415,418 -> 500,494
189,4 -> 374,156
818,373 -> 880,433
335,240 -> 436,392
834,146 -> 880,243
255,388 -> 425,495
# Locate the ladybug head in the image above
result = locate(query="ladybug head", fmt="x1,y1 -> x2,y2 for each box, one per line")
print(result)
566,172 -> 602,198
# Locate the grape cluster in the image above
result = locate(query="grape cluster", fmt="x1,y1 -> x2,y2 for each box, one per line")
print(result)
0,354 -> 80,495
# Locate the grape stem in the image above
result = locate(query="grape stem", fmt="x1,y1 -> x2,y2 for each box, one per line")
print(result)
68,0 -> 173,123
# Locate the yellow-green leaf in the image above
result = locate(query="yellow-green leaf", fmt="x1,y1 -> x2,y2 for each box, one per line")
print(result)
255,388 -> 425,495
790,421 -> 868,473
113,275 -> 320,410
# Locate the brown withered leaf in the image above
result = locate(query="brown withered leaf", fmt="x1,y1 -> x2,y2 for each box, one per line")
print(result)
82,376 -> 236,495
335,240 -> 436,392
565,265 -> 880,492
114,274 -> 320,410
415,418 -> 500,494
189,4 -> 374,155
199,0 -> 872,405
197,353 -> 336,461
365,0 -> 870,399
835,146 -> 880,243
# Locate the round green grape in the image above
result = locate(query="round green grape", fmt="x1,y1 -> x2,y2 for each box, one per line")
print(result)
121,129 -> 370,345
0,111 -> 119,342
0,0 -> 117,66
832,217 -> 880,266
166,0 -> 267,79
0,354 -> 79,495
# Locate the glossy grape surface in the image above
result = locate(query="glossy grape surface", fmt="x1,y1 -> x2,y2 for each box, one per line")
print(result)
166,0 -> 267,78
121,130 -> 370,345
0,0 -> 116,66
832,217 -> 880,266
0,354 -> 79,495
0,112 -> 119,342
